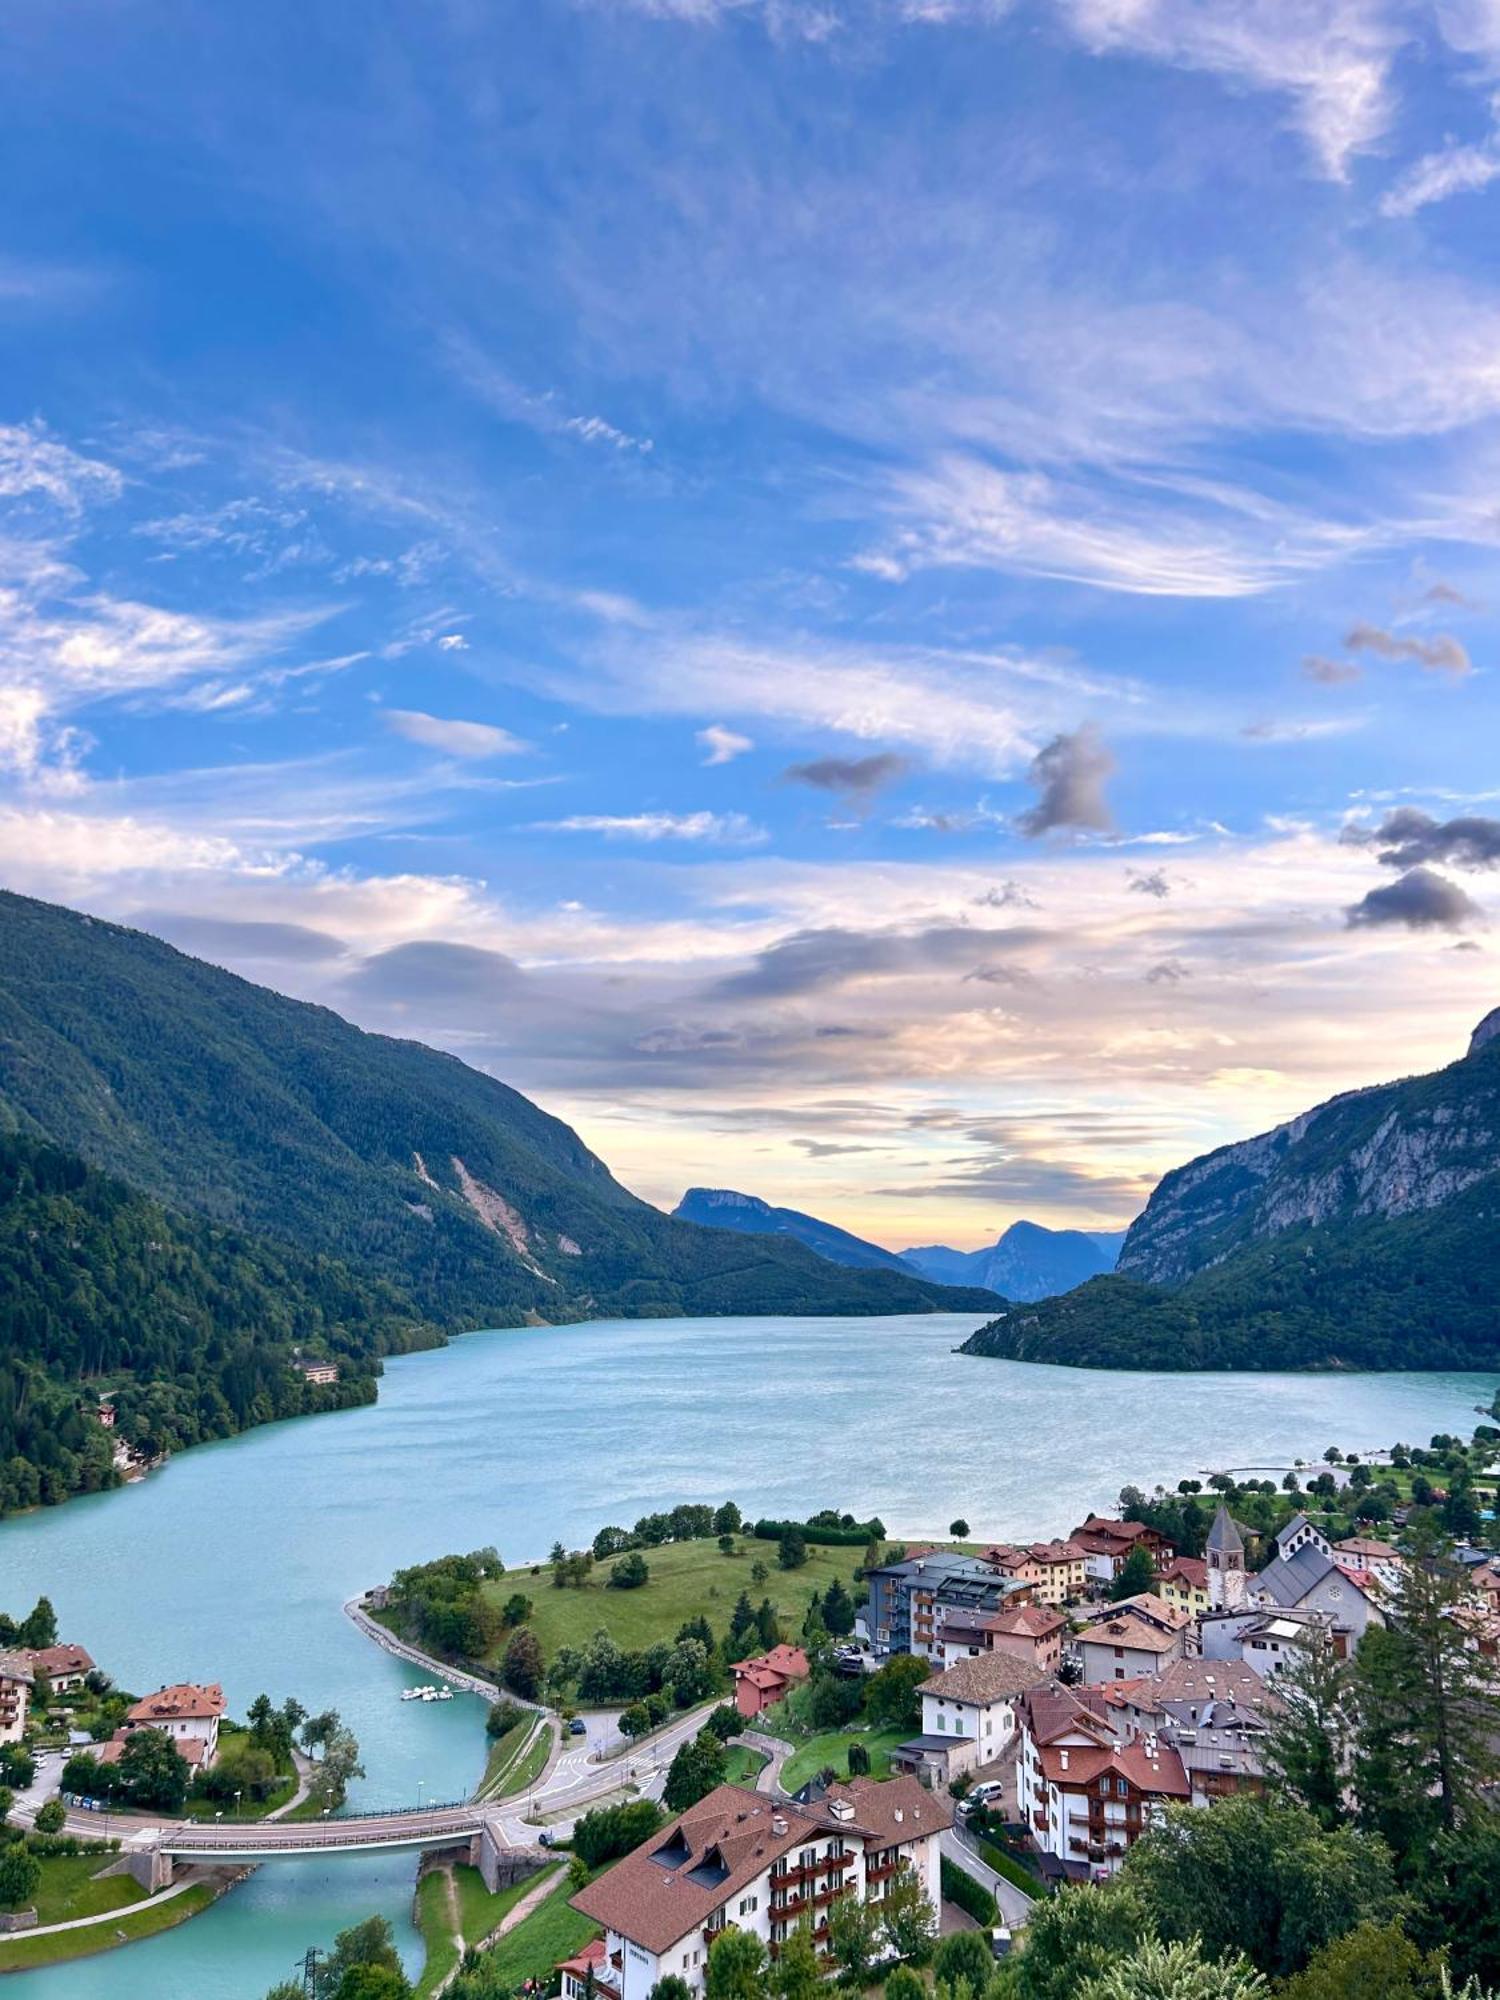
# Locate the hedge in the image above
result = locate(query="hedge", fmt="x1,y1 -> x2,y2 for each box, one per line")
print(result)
751,1519 -> 882,1547
979,1838 -> 1045,1897
942,1854 -> 999,1928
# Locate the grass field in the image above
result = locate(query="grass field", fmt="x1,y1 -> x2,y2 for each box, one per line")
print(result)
480,1536 -> 865,1667
722,1744 -> 769,1787
0,1882 -> 217,1973
477,1718 -> 551,1802
26,1853 -> 140,1926
414,1864 -> 551,1998
779,1726 -> 908,1795
472,1868 -> 596,1991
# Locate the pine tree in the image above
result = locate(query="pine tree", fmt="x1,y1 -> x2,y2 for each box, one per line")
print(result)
1261,1640 -> 1354,1830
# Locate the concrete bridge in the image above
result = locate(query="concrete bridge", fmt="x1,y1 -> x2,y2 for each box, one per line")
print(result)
127,1802 -> 549,1893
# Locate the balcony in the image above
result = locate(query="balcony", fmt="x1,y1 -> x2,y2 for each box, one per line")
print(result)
772,1894 -> 808,1919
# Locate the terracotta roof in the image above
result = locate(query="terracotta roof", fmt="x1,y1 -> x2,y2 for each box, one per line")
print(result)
983,1605 -> 1066,1639
1074,1517 -> 1160,1547
731,1645 -> 809,1690
0,1651 -> 33,1687
1038,1737 -> 1191,1799
126,1682 -> 225,1724
570,1778 -> 946,1956
98,1729 -> 210,1768
1107,1657 -> 1283,1717
1101,1593 -> 1190,1631
24,1643 -> 94,1678
1020,1683 -> 1114,1748
921,1652 -> 1049,1704
1158,1557 -> 1208,1590
1076,1611 -> 1184,1657
1335,1537 -> 1400,1561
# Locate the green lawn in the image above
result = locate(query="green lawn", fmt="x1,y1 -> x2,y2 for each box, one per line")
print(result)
414,1868 -> 461,2000
475,1868 -> 597,1991
26,1853 -> 140,1926
478,1719 -> 551,1803
455,1865 -> 545,1948
779,1727 -> 909,1795
181,1772 -> 298,1820
722,1744 -> 768,1787
0,1882 -> 217,1973
480,1536 -> 865,1668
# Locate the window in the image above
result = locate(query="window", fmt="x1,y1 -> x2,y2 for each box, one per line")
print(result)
1117,1779 -> 1128,1798
1099,1777 -> 1109,1797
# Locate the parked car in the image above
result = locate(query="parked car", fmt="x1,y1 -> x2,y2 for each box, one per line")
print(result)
990,1926 -> 1013,1960
568,1717 -> 587,1736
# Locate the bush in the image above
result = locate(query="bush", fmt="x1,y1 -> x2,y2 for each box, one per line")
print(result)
942,1854 -> 999,1928
980,1839 -> 1045,1895
935,1928 -> 998,1991
610,1553 -> 650,1591
33,1799 -> 65,1835
486,1699 -> 526,1739
573,1799 -> 664,1869
847,1740 -> 871,1777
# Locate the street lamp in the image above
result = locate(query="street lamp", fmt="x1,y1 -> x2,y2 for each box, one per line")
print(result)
417,1779 -> 426,1813
234,1789 -> 243,1821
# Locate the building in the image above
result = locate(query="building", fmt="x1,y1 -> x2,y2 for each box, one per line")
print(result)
861,1551 -> 1028,1661
0,1654 -> 32,1746
561,1938 -> 621,2000
1103,1659 -> 1280,1805
895,1652 -> 1050,1783
1016,1683 -> 1189,1880
1156,1556 -> 1210,1620
1206,1507 -> 1246,1613
981,1541 -> 1089,1606
1249,1531 -> 1386,1649
118,1683 -> 225,1767
568,1778 -> 950,1999
1199,1605 -> 1335,1676
23,1642 -> 96,1694
1070,1518 -> 1175,1589
297,1359 -> 339,1386
1075,1606 -> 1191,1685
731,1645 -> 810,1720
967,1604 -> 1067,1676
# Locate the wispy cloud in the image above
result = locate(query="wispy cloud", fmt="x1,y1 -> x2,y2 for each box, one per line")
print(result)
697,724 -> 754,765
1345,622 -> 1472,677
385,710 -> 530,758
534,810 -> 767,844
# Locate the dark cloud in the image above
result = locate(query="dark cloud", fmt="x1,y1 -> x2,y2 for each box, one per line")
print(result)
792,1138 -> 885,1157
352,939 -> 526,1002
1345,623 -> 1471,678
1302,655 -> 1362,686
1424,582 -> 1474,608
141,913 -> 347,965
974,880 -> 1039,910
781,752 -> 910,799
1344,806 -> 1500,873
1345,866 -> 1483,932
1127,868 -> 1172,899
714,922 -> 1047,1000
1016,725 -> 1115,837
876,1154 -> 1146,1214
1146,958 -> 1191,983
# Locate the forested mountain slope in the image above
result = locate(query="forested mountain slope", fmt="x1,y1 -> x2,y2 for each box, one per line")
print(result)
672,1187 -> 915,1271
961,1015 -> 1500,1371
0,892 -> 993,1332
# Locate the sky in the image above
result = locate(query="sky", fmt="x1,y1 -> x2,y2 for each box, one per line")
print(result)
4,0 -> 1500,1249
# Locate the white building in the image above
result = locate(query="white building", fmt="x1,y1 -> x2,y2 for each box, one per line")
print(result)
1199,1605 -> 1336,1678
568,1779 -> 948,2000
0,1654 -> 31,1746
905,1652 -> 1048,1779
1075,1605 -> 1192,1685
1015,1684 -> 1190,1881
117,1682 -> 226,1768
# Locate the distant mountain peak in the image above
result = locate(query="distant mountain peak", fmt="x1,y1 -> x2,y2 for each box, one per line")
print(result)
672,1185 -> 929,1278
898,1219 -> 1124,1302
1469,1006 -> 1500,1059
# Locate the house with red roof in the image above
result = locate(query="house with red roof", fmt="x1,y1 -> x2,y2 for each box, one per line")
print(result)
1015,1682 -> 1190,1881
730,1644 -> 810,1720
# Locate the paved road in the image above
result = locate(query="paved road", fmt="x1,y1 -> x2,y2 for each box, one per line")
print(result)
941,1827 -> 1036,1929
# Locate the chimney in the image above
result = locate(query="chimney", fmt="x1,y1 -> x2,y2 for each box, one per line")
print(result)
771,1815 -> 787,1837
893,1807 -> 903,1824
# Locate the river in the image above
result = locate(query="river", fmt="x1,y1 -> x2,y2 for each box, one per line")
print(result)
0,1312 -> 1493,1997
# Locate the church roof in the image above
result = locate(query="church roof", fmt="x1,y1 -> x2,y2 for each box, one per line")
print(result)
1206,1505 -> 1243,1557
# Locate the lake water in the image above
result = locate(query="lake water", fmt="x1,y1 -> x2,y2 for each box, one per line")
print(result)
0,1312 -> 1493,1998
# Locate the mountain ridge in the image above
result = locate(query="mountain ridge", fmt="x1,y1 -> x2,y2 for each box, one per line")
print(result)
900,1219 -> 1124,1301
960,1016 -> 1500,1372
671,1187 -> 917,1273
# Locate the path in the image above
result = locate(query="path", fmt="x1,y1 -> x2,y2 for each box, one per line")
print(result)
0,1868 -> 213,1940
941,1827 -> 1035,1929
735,1728 -> 791,1796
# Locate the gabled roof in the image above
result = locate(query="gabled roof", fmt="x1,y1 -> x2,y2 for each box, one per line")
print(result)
983,1604 -> 1067,1639
731,1644 -> 809,1689
1036,1736 -> 1191,1799
125,1682 -> 225,1724
1020,1682 -> 1114,1749
0,1651 -> 33,1688
23,1643 -> 94,1678
920,1652 -> 1049,1705
1075,1610 -> 1185,1657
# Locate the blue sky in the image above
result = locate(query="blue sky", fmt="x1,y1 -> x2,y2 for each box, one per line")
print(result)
4,0 -> 1500,1244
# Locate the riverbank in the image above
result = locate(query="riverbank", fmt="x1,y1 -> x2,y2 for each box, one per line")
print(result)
0,1871 -> 237,1976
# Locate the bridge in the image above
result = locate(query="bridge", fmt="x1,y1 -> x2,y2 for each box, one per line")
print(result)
125,1801 -> 548,1893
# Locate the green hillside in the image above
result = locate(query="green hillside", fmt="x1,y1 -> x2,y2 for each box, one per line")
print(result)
0,895 -> 996,1483
0,1129 -> 402,1513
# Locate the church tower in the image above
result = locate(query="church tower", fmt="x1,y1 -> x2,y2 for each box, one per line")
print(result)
1206,1504 -> 1246,1612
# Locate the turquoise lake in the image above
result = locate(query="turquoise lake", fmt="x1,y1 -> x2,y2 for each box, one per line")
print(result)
0,1311 -> 1493,1997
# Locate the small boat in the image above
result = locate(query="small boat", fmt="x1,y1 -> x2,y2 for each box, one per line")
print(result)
432,1688 -> 454,1701
400,1688 -> 422,1701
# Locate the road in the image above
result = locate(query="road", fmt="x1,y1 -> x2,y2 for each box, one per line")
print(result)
942,1827 -> 1036,1929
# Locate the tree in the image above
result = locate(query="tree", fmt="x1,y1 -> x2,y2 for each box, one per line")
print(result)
300,1709 -> 342,1760
879,1866 -> 938,1964
714,1503 -> 743,1536
823,1577 -> 855,1638
486,1699 -> 525,1739
648,1981 -> 695,2000
315,1916 -> 406,2000
1123,1796 -> 1399,1980
847,1739 -> 871,1776
950,1519 -> 971,1539
573,1799 -> 663,1868
779,1527 -> 808,1571
751,1560 -> 769,1585
0,1844 -> 40,1912
1112,1546 -> 1157,1602
936,1929 -> 996,1992
826,1890 -> 880,1986
503,1627 -> 544,1701
705,1925 -> 767,2000
728,1591 -> 758,1650
1016,1883 -> 1154,2000
770,1921 -> 822,2000
502,1592 -> 533,1627
333,1971 -> 412,2000
886,1967 -> 928,2000
33,1796 -> 65,1835
1352,1514 -> 1500,1868
61,1749 -> 106,1798
610,1552 -> 650,1590
755,1599 -> 782,1649
308,1726 -> 365,1811
1412,1819 -> 1500,1993
665,1638 -> 715,1707
19,1595 -> 57,1650
0,1745 -> 35,1789
1079,1938 -> 1266,2000
1280,1923 -> 1442,2000
663,1728 -> 726,1811
865,1654 -> 929,1731
1261,1641 -> 1355,1830
116,1726 -> 191,1812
